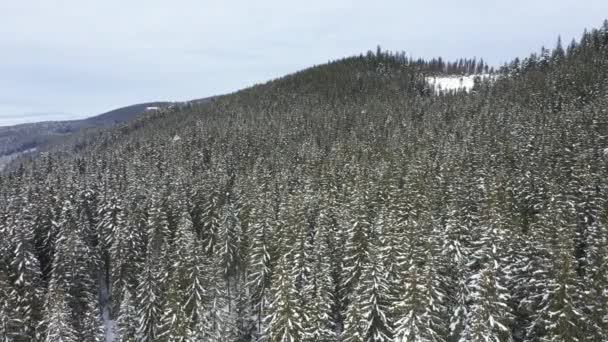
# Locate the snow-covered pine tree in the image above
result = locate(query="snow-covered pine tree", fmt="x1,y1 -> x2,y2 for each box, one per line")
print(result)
145,195 -> 170,261
81,296 -> 105,342
504,152 -> 552,340
441,200 -> 470,340
49,199 -> 104,341
7,199 -> 43,340
318,175 -> 350,336
0,261 -> 19,341
201,189 -> 222,256
97,196 -> 126,312
342,281 -> 366,342
41,287 -> 79,342
263,254 -> 304,342
302,212 -> 336,342
214,190 -> 247,340
136,202 -> 170,342
157,211 -> 197,341
204,254 -> 231,342
185,240 -> 214,341
280,180 -> 313,302
158,278 -> 191,341
460,265 -> 512,342
220,192 -> 242,300
359,248 -> 393,342
115,289 -> 138,342
585,216 -> 608,340
318,183 -> 349,336
342,182 -> 372,302
525,196 -> 587,342
135,255 -> 163,342
247,179 -> 276,337
460,174 -> 513,342
108,203 -> 142,314
393,241 -> 447,342
30,185 -> 61,289
378,168 -> 408,309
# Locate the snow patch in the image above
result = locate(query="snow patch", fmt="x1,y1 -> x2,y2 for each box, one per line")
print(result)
99,270 -> 114,341
425,74 -> 495,94
145,106 -> 160,111
103,307 -> 115,342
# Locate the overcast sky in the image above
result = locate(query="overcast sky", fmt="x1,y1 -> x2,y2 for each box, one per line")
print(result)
0,1 -> 607,126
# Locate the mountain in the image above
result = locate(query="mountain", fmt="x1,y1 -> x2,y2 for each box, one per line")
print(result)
0,101 -> 171,157
1,22 -> 607,342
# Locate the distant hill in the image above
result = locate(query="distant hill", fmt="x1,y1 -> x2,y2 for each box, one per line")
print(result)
0,102 -> 170,157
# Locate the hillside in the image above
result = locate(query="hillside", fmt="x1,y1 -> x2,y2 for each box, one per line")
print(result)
0,22 -> 608,342
0,101 -> 170,157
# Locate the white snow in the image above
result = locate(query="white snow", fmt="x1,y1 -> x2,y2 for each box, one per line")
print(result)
145,106 -> 160,111
103,307 -> 115,342
425,74 -> 496,94
99,271 -> 114,341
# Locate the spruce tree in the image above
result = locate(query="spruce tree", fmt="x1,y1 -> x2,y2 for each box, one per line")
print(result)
263,255 -> 303,342
115,290 -> 138,342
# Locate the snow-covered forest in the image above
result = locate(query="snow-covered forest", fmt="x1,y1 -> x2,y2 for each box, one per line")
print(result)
1,21 -> 608,342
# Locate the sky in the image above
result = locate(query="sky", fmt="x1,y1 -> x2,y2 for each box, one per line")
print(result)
0,1 -> 607,126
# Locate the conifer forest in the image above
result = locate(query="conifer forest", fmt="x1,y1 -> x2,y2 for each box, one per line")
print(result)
1,21 -> 608,342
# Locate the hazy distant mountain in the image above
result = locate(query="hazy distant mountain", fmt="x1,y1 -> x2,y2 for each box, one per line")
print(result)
0,102 -> 170,157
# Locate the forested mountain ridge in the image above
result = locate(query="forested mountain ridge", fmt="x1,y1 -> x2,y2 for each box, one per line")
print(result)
0,101 -> 171,158
1,21 -> 608,342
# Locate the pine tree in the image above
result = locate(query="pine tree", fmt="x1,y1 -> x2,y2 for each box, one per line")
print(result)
525,197 -> 587,342
303,216 -> 336,342
342,282 -> 366,342
42,287 -> 79,342
136,256 -> 163,341
359,250 -> 393,342
201,190 -> 222,256
158,280 -> 191,341
0,264 -> 19,341
108,209 -> 143,313
49,199 -> 103,341
98,196 -> 129,312
205,255 -> 231,342
460,175 -> 513,342
158,211 -> 198,341
460,266 -> 512,342
8,200 -> 43,340
585,218 -> 608,339
145,195 -> 170,260
263,255 -> 303,342
210,190 -> 247,341
115,290 -> 138,342
80,298 -> 104,342
393,252 -> 447,342
247,187 -> 275,337
441,201 -> 471,340
342,185 -> 372,300
185,241 -> 214,341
